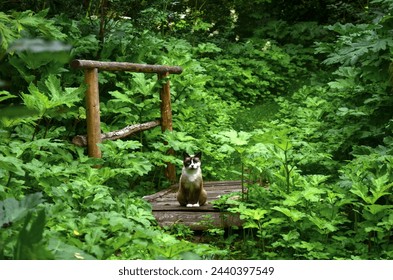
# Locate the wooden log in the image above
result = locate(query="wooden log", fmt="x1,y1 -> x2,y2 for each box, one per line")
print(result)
72,120 -> 160,147
71,59 -> 183,74
84,68 -> 101,158
158,72 -> 176,183
158,72 -> 173,133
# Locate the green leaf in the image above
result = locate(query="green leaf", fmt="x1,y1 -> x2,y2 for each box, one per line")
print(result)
272,206 -> 305,222
109,90 -> 133,104
213,130 -> 251,149
0,12 -> 17,56
48,239 -> 96,260
365,204 -> 393,215
0,155 -> 25,176
243,220 -> 259,229
281,230 -> 300,242
14,209 -> 53,260
0,193 -> 43,226
350,183 -> 372,204
308,214 -> 338,233
16,10 -> 66,40
44,75 -> 82,108
0,91 -> 17,102
21,76 -> 82,116
21,83 -> 50,114
132,73 -> 156,95
370,174 -> 393,204
27,209 -> 46,244
302,186 -> 325,202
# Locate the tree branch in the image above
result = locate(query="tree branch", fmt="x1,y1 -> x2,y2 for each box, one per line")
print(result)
72,120 -> 160,147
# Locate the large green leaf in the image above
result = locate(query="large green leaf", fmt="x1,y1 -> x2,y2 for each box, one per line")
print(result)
48,239 -> 96,260
0,155 -> 25,176
14,209 -> 53,260
0,193 -> 43,227
272,206 -> 306,222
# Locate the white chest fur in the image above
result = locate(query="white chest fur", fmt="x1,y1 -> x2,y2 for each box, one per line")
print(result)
181,167 -> 202,185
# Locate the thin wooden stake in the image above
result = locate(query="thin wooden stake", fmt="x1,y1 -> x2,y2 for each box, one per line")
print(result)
158,72 -> 176,183
84,68 -> 102,158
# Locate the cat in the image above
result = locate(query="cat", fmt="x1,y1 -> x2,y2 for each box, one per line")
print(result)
176,152 -> 207,207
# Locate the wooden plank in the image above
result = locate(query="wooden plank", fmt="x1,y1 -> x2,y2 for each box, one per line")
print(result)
143,181 -> 242,203
144,180 -> 244,230
152,211 -> 242,230
71,59 -> 183,74
150,190 -> 241,210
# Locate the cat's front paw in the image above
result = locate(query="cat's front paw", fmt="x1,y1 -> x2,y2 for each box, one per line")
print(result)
186,203 -> 200,207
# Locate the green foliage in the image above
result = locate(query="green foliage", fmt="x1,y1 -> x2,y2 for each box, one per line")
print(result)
1,193 -> 50,259
1,0 -> 393,261
201,40 -> 301,104
201,0 -> 393,259
0,193 -> 93,260
21,75 -> 84,120
0,10 -> 66,59
101,73 -> 160,127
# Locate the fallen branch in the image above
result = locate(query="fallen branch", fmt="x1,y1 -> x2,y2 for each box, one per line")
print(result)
72,120 -> 160,147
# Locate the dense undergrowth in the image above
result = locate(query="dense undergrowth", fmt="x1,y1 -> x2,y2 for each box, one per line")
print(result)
1,0 -> 393,259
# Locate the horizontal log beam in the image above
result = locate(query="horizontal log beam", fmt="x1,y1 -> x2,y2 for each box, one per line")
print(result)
72,120 -> 160,147
70,59 -> 183,74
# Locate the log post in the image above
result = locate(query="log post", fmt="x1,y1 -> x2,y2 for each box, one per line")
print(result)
84,68 -> 102,158
158,72 -> 176,183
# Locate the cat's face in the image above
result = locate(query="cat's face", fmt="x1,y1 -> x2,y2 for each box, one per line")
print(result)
183,152 -> 202,170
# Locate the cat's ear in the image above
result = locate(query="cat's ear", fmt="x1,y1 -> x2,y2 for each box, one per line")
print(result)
183,151 -> 191,159
195,152 -> 202,159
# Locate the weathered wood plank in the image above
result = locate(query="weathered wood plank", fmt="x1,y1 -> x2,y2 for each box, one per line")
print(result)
143,181 -> 242,207
153,211 -> 242,231
144,180 -> 244,230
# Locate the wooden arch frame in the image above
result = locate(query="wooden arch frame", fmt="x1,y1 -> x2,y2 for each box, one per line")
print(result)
70,59 -> 183,182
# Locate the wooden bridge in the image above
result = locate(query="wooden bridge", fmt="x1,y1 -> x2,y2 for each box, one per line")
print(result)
71,60 -> 244,229
143,181 -> 244,230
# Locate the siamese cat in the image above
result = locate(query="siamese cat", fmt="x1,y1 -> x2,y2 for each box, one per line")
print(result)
177,152 -> 207,207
